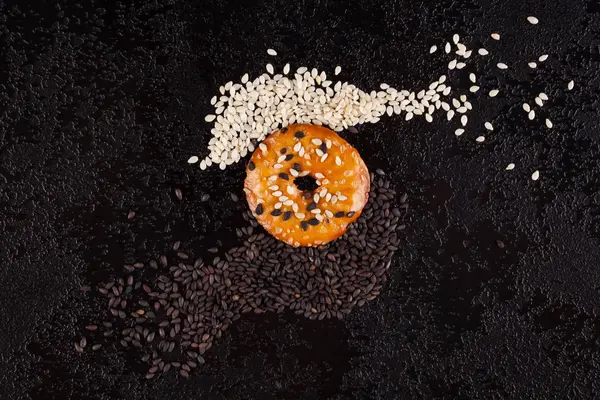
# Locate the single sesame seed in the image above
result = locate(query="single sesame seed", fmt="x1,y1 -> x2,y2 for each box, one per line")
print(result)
456,62 -> 466,69
453,34 -> 460,44
380,83 -> 389,90
485,122 -> 494,131
523,103 -> 531,112
204,114 -> 216,122
506,163 -> 515,170
528,62 -> 537,68
545,119 -> 553,128
478,48 -> 489,56
535,97 -> 544,107
527,16 -> 539,25
445,42 -> 451,53
335,156 -> 342,166
283,63 -> 290,74
567,80 -> 575,90
430,45 -> 437,53
489,89 -> 500,97
531,170 -> 540,181
266,63 -> 274,74
469,73 -> 476,83
528,110 -> 536,120
491,33 -> 500,40
476,136 -> 485,142
241,73 -> 249,84
455,128 -> 464,136
334,66 -> 341,75
469,86 -> 480,93
267,48 -> 277,56
538,54 -> 548,62
187,156 -> 199,164
539,92 -> 549,101
497,63 -> 508,70
448,59 -> 457,70
461,115 -> 468,126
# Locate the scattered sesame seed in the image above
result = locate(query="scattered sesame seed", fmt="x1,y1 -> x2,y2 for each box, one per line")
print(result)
491,33 -> 500,40
535,97 -> 544,107
539,92 -> 548,101
538,54 -> 548,62
455,128 -> 464,136
527,16 -> 539,25
334,66 -> 341,75
545,119 -> 553,128
469,73 -> 476,83
476,136 -> 485,142
469,86 -> 480,93
430,45 -> 437,53
448,59 -> 457,69
380,83 -> 389,90
445,42 -> 451,53
485,122 -> 494,131
204,114 -> 216,122
461,115 -> 468,126
187,156 -> 199,164
283,63 -> 290,74
497,63 -> 508,70
528,110 -> 536,120
523,103 -> 531,112
266,63 -> 274,74
456,62 -> 466,69
453,34 -> 460,44
528,62 -> 537,68
267,48 -> 277,56
489,89 -> 500,97
478,48 -> 489,56
567,80 -> 575,90
506,163 -> 515,170
531,170 -> 540,181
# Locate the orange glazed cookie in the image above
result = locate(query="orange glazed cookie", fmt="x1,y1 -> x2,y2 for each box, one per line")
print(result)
244,124 -> 370,247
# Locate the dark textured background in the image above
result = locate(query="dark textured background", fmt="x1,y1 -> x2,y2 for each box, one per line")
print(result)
1,0 -> 600,398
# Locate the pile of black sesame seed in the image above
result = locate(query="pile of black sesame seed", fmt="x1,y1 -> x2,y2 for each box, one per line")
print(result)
78,170 -> 407,378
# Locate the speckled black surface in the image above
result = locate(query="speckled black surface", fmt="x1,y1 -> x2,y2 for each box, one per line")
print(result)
1,0 -> 600,398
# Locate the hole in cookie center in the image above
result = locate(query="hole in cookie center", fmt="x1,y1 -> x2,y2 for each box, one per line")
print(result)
294,175 -> 319,192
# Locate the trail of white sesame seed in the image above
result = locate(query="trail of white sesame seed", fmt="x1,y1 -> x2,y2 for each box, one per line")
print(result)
267,48 -> 277,56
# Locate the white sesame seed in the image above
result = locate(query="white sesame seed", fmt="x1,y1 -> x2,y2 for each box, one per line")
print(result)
293,142 -> 301,152
546,119 -> 553,128
204,114 -> 216,122
445,42 -> 451,53
267,48 -> 277,56
491,33 -> 500,40
528,62 -> 537,68
535,97 -> 544,107
439,75 -> 447,84
283,63 -> 290,74
274,202 -> 282,209
567,80 -> 575,90
311,138 -> 322,146
335,156 -> 342,166
531,170 -> 540,181
523,103 -> 531,112
406,112 -> 414,121
334,66 -> 341,75
273,163 -> 283,169
380,83 -> 389,90
461,115 -> 468,126
452,98 -> 461,108
469,73 -> 476,83
506,163 -> 515,170
456,62 -> 466,69
528,110 -> 536,120
448,59 -> 457,70
290,168 -> 298,177
187,156 -> 199,164
469,86 -> 480,93
527,16 -> 539,25
266,64 -> 274,74
478,48 -> 489,56
538,54 -> 548,62
296,213 -> 305,219
297,66 -> 307,74
485,122 -> 494,131
497,63 -> 508,70
259,143 -> 267,154
455,128 -> 464,136
200,160 -> 207,170
210,96 -> 217,105
320,153 -> 328,162
489,89 -> 500,97
315,172 -> 325,179
430,45 -> 437,53
476,136 -> 485,142
447,110 -> 455,120
453,34 -> 460,44
425,114 -> 433,123
539,92 -> 548,101
269,185 -> 279,191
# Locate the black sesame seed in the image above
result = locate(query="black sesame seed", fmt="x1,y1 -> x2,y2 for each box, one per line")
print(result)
285,154 -> 293,161
283,211 -> 292,221
294,131 -> 305,139
255,204 -> 263,215
281,127 -> 288,133
308,218 -> 319,226
293,163 -> 301,172
300,221 -> 309,231
319,143 -> 327,153
303,192 -> 312,200
270,209 -> 282,217
334,211 -> 345,218
280,148 -> 287,154
248,161 -> 255,171
307,202 -> 317,211
278,173 -> 289,180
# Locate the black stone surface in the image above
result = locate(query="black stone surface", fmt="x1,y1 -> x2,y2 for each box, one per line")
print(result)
1,0 -> 600,399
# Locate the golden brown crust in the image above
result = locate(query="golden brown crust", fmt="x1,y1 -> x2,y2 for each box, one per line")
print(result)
244,124 -> 370,247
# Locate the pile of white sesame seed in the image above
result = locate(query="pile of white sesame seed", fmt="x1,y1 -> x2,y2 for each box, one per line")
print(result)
187,16 -> 576,182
